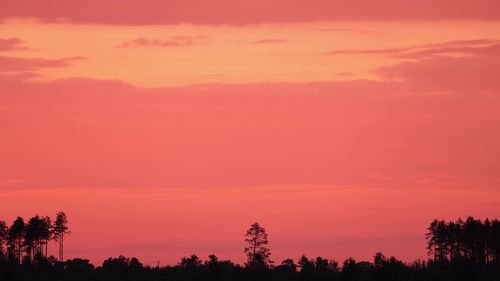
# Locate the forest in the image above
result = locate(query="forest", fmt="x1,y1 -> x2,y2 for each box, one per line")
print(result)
0,215 -> 499,281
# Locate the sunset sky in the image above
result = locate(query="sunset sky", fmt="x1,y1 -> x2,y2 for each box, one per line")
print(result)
1,0 -> 500,266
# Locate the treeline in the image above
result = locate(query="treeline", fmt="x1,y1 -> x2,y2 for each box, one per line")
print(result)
1,251 -> 498,281
0,212 -> 69,264
426,217 -> 500,263
0,217 -> 499,281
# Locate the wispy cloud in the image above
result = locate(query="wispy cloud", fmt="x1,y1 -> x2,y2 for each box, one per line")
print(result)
118,36 -> 208,48
0,179 -> 27,186
335,72 -> 355,77
0,38 -> 29,51
0,55 -> 86,72
326,47 -> 407,55
313,27 -> 380,34
249,39 -> 288,45
324,38 -> 500,59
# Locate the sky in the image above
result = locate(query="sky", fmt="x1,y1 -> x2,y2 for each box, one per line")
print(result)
1,0 -> 500,266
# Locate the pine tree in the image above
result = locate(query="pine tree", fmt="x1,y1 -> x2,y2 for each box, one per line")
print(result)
8,217 -> 25,264
0,221 -> 8,259
53,212 -> 70,262
244,222 -> 272,268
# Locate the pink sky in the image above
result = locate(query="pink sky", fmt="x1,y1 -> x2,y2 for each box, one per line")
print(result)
1,0 -> 500,266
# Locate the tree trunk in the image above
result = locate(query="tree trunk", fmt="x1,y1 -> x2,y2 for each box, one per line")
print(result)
252,233 -> 257,264
17,237 -> 21,264
61,235 -> 64,261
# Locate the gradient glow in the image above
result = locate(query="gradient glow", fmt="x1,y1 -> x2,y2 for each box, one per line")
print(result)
1,0 -> 499,266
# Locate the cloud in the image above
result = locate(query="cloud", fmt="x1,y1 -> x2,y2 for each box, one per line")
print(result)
0,55 -> 86,72
368,39 -> 500,93
0,179 -> 27,186
326,47 -> 408,56
313,28 -> 380,34
1,37 -> 499,191
0,38 -> 28,51
1,72 -> 499,190
325,39 -> 500,58
376,55 -> 500,93
420,39 -> 496,48
1,0 -> 499,25
249,39 -> 288,45
118,36 -> 208,48
396,42 -> 500,59
336,72 -> 355,77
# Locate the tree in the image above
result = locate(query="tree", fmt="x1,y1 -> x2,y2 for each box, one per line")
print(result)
489,219 -> 500,264
281,259 -> 297,272
298,255 -> 314,274
101,255 -> 144,278
64,258 -> 95,278
0,221 -> 7,259
426,219 -> 449,261
7,217 -> 25,264
24,215 -> 54,262
244,222 -> 272,269
314,256 -> 330,272
53,211 -> 70,262
205,254 -> 219,271
25,215 -> 43,262
424,216 -> 500,265
179,254 -> 202,270
447,219 -> 464,261
462,216 -> 484,263
41,216 -> 52,258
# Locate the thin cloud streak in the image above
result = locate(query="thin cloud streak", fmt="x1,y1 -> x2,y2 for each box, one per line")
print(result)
118,36 -> 209,48
0,55 -> 86,72
0,37 -> 28,51
249,39 -> 288,45
324,38 -> 500,58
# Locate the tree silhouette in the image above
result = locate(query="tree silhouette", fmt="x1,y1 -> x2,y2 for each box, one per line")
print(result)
101,255 -> 144,279
0,220 -> 7,259
25,215 -> 42,262
244,222 -> 272,269
53,211 -> 70,262
298,255 -> 314,272
204,254 -> 220,273
489,219 -> 500,264
7,217 -> 25,264
179,254 -> 202,269
0,214 -> 499,281
41,216 -> 52,258
280,258 -> 297,271
24,215 -> 53,262
425,217 -> 500,264
426,219 -> 451,261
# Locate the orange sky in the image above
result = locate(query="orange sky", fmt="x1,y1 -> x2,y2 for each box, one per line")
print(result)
1,0 -> 500,266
